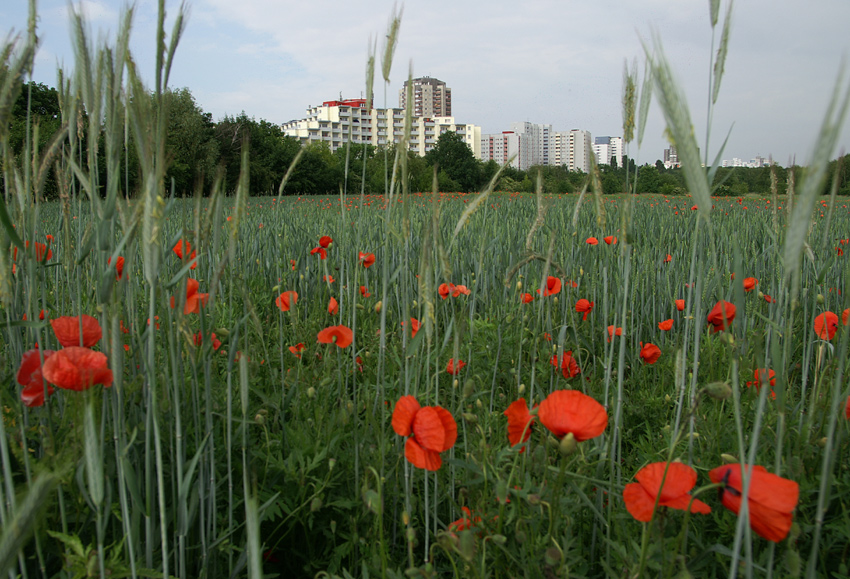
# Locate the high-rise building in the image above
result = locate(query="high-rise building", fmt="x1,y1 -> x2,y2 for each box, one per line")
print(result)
480,131 -> 532,170
510,122 -> 552,167
281,98 -> 479,157
399,77 -> 452,118
663,146 -> 679,169
568,129 -> 593,173
593,136 -> 624,168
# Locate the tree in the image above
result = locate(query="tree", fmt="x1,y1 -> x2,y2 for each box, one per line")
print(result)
425,131 -> 481,192
162,88 -> 219,195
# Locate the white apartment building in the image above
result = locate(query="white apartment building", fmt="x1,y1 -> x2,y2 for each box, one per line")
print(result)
593,136 -> 624,168
568,129 -> 593,173
282,99 -> 480,158
480,132 -> 533,171
510,122 -> 552,167
399,77 -> 452,118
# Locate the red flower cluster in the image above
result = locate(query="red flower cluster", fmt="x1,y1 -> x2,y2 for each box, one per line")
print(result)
392,395 -> 457,471
438,283 -> 470,299
173,240 -> 197,269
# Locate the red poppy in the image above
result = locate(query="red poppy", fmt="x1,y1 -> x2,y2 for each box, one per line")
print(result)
276,291 -> 298,312
290,259 -> 296,271
709,464 -> 799,542
843,308 -> 849,326
537,390 -> 607,442
169,278 -> 209,314
22,310 -> 47,321
323,275 -> 335,284
41,347 -> 114,391
319,235 -> 333,248
359,251 -> 376,268
586,237 -> 599,245
328,297 -> 339,315
536,276 -> 562,297
707,301 -> 736,333
438,283 -> 471,299
763,294 -> 774,303
289,343 -> 306,358
521,292 -> 534,304
658,319 -> 674,331
846,395 -> 850,420
108,256 -> 125,280
446,358 -> 466,375
317,325 -> 353,348
34,242 -> 52,262
51,315 -> 102,348
402,318 -> 420,339
173,240 -> 197,269
45,234 -> 55,243
607,325 -> 623,342
604,235 -> 617,245
310,247 -> 327,260
575,299 -> 594,320
360,285 -> 371,298
504,398 -> 535,452
550,351 -> 581,379
392,395 -> 457,471
623,462 -> 711,522
17,349 -> 56,407
675,299 -> 685,312
813,311 -> 839,341
664,254 -> 672,263
743,277 -> 758,292
448,506 -> 481,532
639,343 -> 662,365
193,331 -> 221,351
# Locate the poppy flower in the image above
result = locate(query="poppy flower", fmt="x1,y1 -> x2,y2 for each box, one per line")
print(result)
328,297 -> 339,315
746,369 -> 776,399
276,291 -> 298,312
639,343 -> 661,365
763,294 -> 774,303
17,349 -> 56,407
51,315 -> 102,348
310,247 -> 327,260
438,283 -> 471,299
604,235 -> 617,245
289,343 -> 306,358
743,277 -> 758,292
22,310 -> 47,321
575,299 -> 594,320
707,301 -> 736,333
623,462 -> 711,522
392,395 -> 457,471
108,256 -> 125,280
319,235 -> 333,248
843,308 -> 849,326
317,325 -> 353,348
193,331 -> 221,351
360,285 -> 371,298
323,275 -> 335,284
290,259 -> 296,271
675,299 -> 685,312
709,464 -> 799,542
402,318 -> 420,339
664,254 -> 672,263
521,292 -> 534,304
359,252 -> 376,268
658,319 -> 674,331
173,240 -> 197,269
446,358 -> 466,375
536,276 -> 562,297
45,234 -> 55,243
41,347 -> 114,391
34,242 -> 52,262
813,311 -> 839,341
607,325 -> 623,342
845,395 -> 850,420
550,351 -> 581,379
169,278 -> 209,315
447,506 -> 481,532
537,390 -> 607,442
504,398 -> 535,452
586,237 -> 599,246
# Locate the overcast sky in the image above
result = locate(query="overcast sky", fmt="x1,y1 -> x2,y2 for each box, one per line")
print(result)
5,0 -> 850,166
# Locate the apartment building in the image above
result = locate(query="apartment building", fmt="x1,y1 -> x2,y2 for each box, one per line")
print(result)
593,136 -> 624,168
399,77 -> 452,117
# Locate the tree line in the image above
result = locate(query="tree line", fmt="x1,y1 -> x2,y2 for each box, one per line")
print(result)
8,82 -> 849,198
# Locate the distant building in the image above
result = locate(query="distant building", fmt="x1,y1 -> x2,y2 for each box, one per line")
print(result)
663,146 -> 679,169
480,131 -> 533,170
282,98 -> 479,157
510,122 -> 552,167
399,77 -> 452,118
593,136 -> 624,168
568,129 -> 593,173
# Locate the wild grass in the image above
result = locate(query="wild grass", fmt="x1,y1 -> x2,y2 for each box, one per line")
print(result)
2,1 -> 850,578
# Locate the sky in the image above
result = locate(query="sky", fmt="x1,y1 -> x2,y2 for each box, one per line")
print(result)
4,0 -> 850,166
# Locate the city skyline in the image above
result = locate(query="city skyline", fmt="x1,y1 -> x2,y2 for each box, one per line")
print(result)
4,0 -> 850,166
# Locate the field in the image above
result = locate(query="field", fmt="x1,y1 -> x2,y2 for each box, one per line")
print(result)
3,1 -> 850,578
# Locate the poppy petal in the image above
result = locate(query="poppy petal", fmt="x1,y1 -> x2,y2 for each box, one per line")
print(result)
41,347 -> 113,391
412,406 -> 457,453
50,315 -> 102,348
392,395 -> 421,437
404,437 -> 442,471
537,390 -> 608,441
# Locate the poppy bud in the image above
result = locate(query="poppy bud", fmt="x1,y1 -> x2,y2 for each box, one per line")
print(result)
818,437 -> 828,447
311,497 -> 323,512
721,453 -> 737,464
515,529 -> 527,544
491,534 -> 507,545
817,294 -> 825,305
704,381 -> 732,400
328,458 -> 336,471
516,281 -> 522,291
402,510 -> 410,526
364,351 -> 371,357
216,328 -> 230,337
475,399 -> 482,408
787,550 -> 801,577
405,526 -> 416,542
463,379 -> 475,398
254,413 -> 265,425
453,379 -> 459,388
412,300 -> 418,308
299,275 -> 304,280
307,387 -> 316,398
558,432 -> 577,456
462,412 -> 478,424
758,291 -> 764,299
544,547 -> 561,566
553,297 -> 558,305
374,301 -> 382,313
664,394 -> 671,402
356,303 -> 364,310
346,400 -> 354,414
518,383 -> 526,394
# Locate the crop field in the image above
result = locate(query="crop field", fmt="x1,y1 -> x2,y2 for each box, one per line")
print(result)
3,2 -> 850,578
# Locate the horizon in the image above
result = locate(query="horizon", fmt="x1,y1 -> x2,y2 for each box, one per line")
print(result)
4,0 -> 850,166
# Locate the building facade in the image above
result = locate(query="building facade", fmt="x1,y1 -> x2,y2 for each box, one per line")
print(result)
593,136 -> 624,168
281,98 -> 479,158
399,77 -> 452,118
